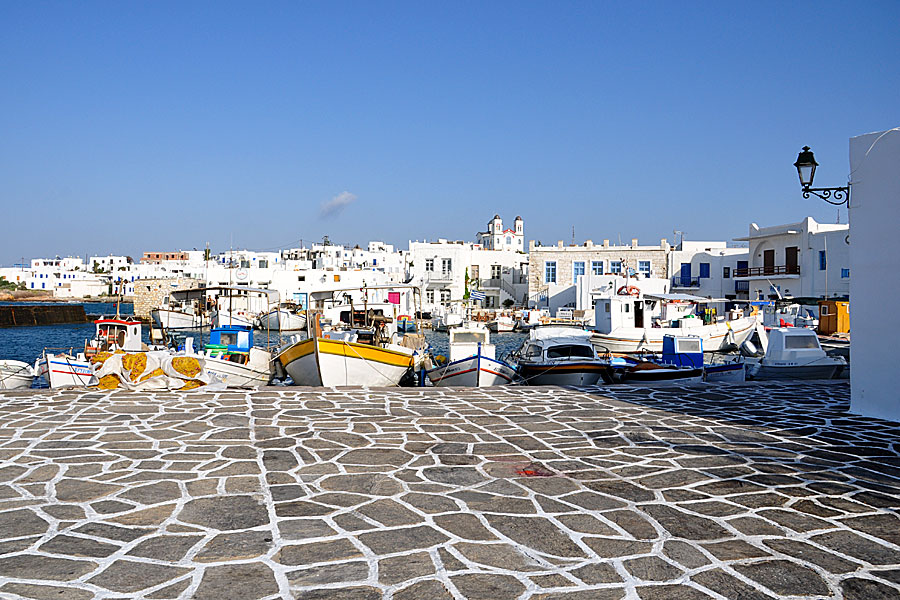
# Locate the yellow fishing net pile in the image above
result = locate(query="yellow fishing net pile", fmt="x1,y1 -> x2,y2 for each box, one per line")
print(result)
91,351 -> 216,391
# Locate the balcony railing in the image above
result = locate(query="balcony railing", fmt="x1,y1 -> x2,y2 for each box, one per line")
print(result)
671,276 -> 701,288
424,271 -> 453,283
734,265 -> 800,278
481,278 -> 502,288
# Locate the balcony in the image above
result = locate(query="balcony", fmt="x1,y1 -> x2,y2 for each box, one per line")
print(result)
734,265 -> 800,278
424,271 -> 453,284
671,276 -> 701,288
480,278 -> 502,289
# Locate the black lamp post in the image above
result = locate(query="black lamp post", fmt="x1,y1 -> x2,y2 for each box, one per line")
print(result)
793,145 -> 850,205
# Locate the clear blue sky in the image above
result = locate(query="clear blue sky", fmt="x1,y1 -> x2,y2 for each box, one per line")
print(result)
1,1 -> 897,264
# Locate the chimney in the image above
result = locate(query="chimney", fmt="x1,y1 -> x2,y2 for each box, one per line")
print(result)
661,238 -> 669,250
528,240 -> 536,251
631,238 -> 638,248
557,241 -> 564,248
603,239 -> 609,248
584,240 -> 593,248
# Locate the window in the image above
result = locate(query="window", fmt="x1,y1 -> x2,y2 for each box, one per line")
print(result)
258,260 -> 268,269
591,260 -> 603,275
506,236 -> 511,245
491,264 -> 501,279
610,261 -> 622,274
440,289 -> 450,306
425,259 -> 434,272
638,261 -> 651,276
573,261 -> 585,278
723,266 -> 731,279
441,258 -> 452,276
426,290 -> 434,304
841,268 -> 850,278
699,263 -> 710,278
784,335 -> 820,349
819,251 -> 827,271
544,261 -> 557,284
546,345 -> 596,359
297,275 -> 305,281
525,345 -> 542,358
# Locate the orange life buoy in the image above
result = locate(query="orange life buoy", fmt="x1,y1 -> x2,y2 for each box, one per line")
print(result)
617,285 -> 640,296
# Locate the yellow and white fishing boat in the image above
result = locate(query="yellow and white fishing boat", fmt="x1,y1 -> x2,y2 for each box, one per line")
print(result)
276,331 -> 415,387
275,286 -> 425,387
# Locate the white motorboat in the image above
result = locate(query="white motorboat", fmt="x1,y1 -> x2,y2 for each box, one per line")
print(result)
0,360 -> 34,390
257,304 -> 307,331
427,323 -> 517,387
487,314 -> 516,333
200,325 -> 273,388
151,307 -> 209,330
432,305 -> 464,332
591,292 -> 756,354
513,326 -> 607,386
746,327 -> 846,380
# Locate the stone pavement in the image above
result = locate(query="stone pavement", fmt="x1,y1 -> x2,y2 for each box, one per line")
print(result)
0,381 -> 897,599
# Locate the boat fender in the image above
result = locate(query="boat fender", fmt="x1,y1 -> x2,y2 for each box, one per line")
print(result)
740,339 -> 758,357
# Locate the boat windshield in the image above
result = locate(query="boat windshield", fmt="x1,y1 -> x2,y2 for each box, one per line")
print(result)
546,344 -> 595,359
452,332 -> 487,344
784,335 -> 820,349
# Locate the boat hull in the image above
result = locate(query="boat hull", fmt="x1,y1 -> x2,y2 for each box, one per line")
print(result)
203,350 -> 272,388
591,317 -> 757,354
748,361 -> 844,380
517,361 -> 606,386
37,353 -> 96,388
257,309 -> 307,331
623,366 -> 704,386
152,309 -> 209,330
278,338 -> 414,387
0,360 -> 33,390
704,362 -> 746,383
427,355 -> 516,387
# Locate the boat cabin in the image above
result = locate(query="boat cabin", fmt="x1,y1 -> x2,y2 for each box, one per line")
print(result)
87,318 -> 144,355
206,325 -> 253,356
660,335 -> 704,368
520,327 -> 597,362
593,293 -> 730,333
764,328 -> 826,363
448,326 -> 495,361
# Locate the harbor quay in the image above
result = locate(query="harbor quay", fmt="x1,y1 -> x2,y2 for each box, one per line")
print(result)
0,382 -> 897,599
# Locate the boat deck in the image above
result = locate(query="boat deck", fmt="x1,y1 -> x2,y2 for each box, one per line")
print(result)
0,381 -> 897,599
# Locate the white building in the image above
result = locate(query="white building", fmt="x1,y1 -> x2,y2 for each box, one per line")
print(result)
528,238 -> 670,314
408,240 -> 529,311
668,241 -> 750,300
734,217 -> 850,301
89,255 -> 131,273
476,215 -> 524,251
848,127 -> 900,422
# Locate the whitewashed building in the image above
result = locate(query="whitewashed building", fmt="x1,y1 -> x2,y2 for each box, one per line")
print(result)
848,127 -> 900,422
476,215 -> 524,251
668,241 -> 750,300
734,217 -> 850,301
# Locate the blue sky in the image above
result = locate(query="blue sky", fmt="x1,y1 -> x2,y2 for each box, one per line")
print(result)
1,2 -> 898,264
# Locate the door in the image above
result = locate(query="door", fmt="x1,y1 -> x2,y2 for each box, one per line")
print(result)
763,250 -> 775,275
786,247 -> 799,274
634,301 -> 644,328
680,263 -> 691,286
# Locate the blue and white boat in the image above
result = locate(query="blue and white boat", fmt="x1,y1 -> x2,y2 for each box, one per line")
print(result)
427,323 -> 517,387
200,325 -> 274,388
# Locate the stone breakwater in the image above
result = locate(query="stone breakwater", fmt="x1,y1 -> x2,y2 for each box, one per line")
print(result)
0,381 -> 897,599
0,304 -> 88,328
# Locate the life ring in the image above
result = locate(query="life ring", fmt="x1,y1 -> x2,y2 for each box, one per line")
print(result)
617,285 -> 640,296
236,269 -> 248,281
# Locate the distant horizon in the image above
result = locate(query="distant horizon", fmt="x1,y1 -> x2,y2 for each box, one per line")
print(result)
2,2 -> 896,265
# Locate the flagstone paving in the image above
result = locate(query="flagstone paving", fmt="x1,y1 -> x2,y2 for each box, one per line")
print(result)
0,381 -> 897,599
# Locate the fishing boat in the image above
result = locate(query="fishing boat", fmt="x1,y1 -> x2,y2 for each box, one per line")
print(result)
512,326 -> 606,386
432,304 -> 464,332
397,314 -> 417,333
151,289 -> 210,330
35,351 -> 96,388
275,286 -> 424,387
487,314 -> 516,333
257,303 -> 308,331
746,327 -> 846,380
591,292 -> 756,354
426,323 -> 517,387
600,335 -> 705,386
200,325 -> 273,387
0,360 -> 34,390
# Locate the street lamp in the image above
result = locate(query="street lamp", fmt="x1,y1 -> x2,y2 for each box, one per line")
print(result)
793,146 -> 850,205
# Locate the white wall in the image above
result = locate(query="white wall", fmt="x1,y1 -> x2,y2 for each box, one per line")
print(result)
849,127 -> 900,422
